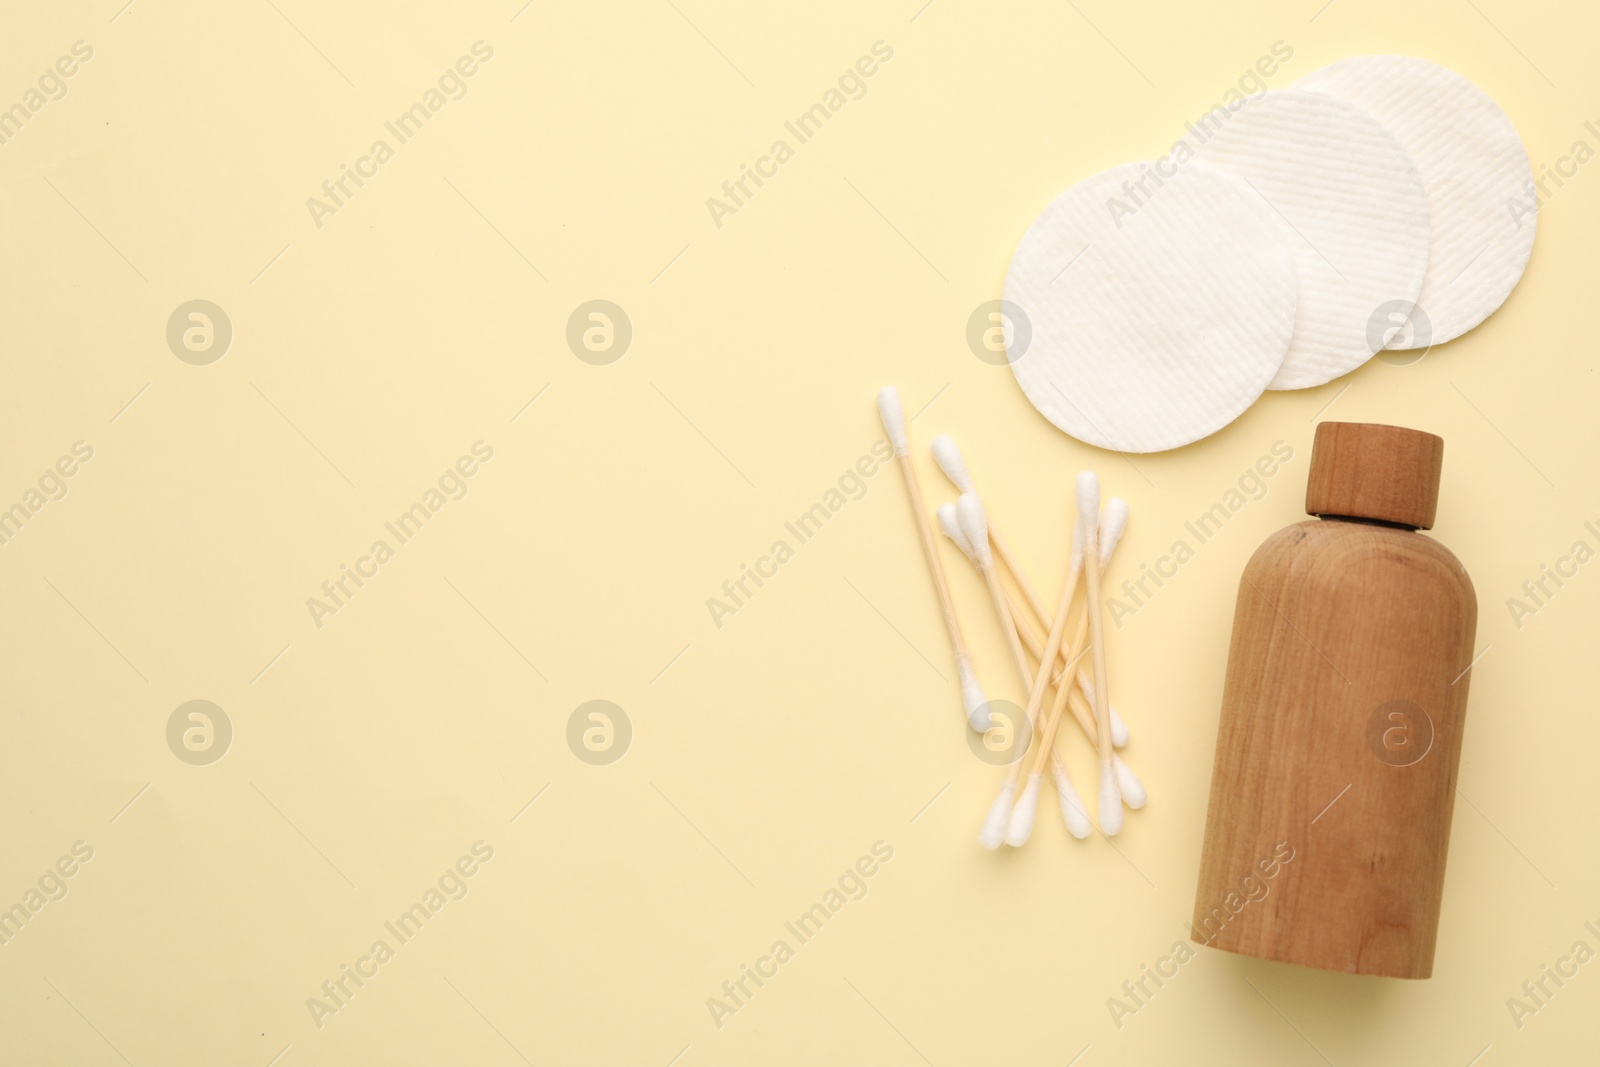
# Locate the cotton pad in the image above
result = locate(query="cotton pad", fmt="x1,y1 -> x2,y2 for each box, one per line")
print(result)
1003,162 -> 1296,453
1182,90 -> 1431,390
1296,55 -> 1535,347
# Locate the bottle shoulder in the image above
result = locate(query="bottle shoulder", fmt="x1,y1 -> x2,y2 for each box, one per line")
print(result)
1243,519 -> 1476,609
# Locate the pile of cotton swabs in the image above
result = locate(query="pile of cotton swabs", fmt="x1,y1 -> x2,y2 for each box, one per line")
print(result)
878,387 -> 1147,849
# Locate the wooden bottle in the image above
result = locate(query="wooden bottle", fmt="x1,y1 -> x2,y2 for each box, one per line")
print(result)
1192,422 -> 1477,978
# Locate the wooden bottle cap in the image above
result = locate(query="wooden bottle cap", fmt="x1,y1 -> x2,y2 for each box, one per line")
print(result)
1305,422 -> 1443,529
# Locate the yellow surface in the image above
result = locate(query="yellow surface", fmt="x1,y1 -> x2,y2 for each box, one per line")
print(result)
1,1 -> 1595,1064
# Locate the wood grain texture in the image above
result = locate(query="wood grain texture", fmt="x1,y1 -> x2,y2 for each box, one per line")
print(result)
1305,421 -> 1444,529
893,453 -> 971,676
1192,518 -> 1477,978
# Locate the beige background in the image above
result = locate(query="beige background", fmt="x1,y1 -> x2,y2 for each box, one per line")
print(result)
1,0 -> 1596,1063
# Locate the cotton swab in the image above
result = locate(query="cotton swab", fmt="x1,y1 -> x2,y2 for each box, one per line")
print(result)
940,505 -> 1145,780
1083,496 -> 1130,749
1011,489 -> 1126,844
1065,688 -> 1147,808
1001,493 -> 1133,831
878,387 -> 991,731
955,493 -> 1031,686
943,502 -> 1093,843
936,502 -> 970,559
1003,601 -> 1130,746
930,435 -> 1052,626
1034,580 -> 1147,806
980,516 -> 1086,848
1002,513 -> 1094,846
940,489 -> 1142,840
960,518 -> 1131,748
1004,771 -> 1046,845
1078,472 -> 1123,834
940,503 -> 1052,689
1081,676 -> 1131,749
1007,653 -> 1086,844
1014,513 -> 1086,742
979,778 -> 1018,850
1052,762 -> 1094,833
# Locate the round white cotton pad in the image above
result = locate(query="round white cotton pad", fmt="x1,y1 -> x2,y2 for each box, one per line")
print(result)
1003,162 -> 1296,453
1295,55 -> 1535,347
1182,90 -> 1431,389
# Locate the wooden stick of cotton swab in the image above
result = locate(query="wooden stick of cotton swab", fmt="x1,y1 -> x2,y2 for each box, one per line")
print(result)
941,502 -> 1032,686
934,566 -> 1145,825
930,435 -> 1051,625
1011,516 -> 1096,845
1078,472 -> 1124,834
955,493 -> 1031,686
1007,650 -> 1088,846
1067,689 -> 1148,808
938,493 -> 1131,748
996,499 -> 1146,810
1005,602 -> 1131,748
949,502 -> 1131,745
940,502 -> 1043,678
939,503 -> 1126,773
979,518 -> 1089,847
941,503 -> 1092,842
877,387 -> 990,731
1005,497 -> 1131,844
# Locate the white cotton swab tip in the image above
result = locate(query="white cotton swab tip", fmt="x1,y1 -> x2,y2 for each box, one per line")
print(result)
1098,760 -> 1124,835
1110,706 -> 1129,747
877,387 -> 908,455
929,434 -> 976,492
957,655 -> 991,731
978,778 -> 1016,850
1099,497 -> 1129,567
1078,676 -> 1130,748
1052,764 -> 1093,839
1005,773 -> 1043,846
1076,471 -> 1101,545
936,503 -> 975,561
955,493 -> 992,566
1112,755 -> 1147,809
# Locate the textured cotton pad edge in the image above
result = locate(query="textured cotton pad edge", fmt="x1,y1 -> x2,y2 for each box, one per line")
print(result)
1002,162 -> 1297,453
1295,54 -> 1535,348
1181,90 -> 1431,390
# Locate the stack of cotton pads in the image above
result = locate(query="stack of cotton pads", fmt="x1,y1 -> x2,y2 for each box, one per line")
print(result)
1003,55 -> 1535,453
